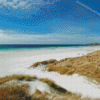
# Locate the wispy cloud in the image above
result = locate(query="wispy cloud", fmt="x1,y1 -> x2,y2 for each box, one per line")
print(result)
0,29 -> 100,44
76,0 -> 100,17
0,0 -> 59,9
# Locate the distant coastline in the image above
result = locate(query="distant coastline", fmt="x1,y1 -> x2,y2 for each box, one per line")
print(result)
86,43 -> 100,45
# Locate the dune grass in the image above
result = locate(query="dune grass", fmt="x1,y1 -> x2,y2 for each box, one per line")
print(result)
0,74 -> 37,85
32,89 -> 80,100
31,89 -> 49,100
0,76 -> 99,100
45,50 -> 100,83
0,84 -> 49,100
0,84 -> 31,100
30,59 -> 57,68
55,96 -> 100,100
37,78 -> 99,100
38,78 -> 69,94
0,83 -> 98,100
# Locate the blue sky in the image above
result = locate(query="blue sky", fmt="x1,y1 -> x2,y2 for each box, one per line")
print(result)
0,0 -> 100,44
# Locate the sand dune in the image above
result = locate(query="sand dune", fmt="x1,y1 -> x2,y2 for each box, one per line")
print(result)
0,46 -> 100,99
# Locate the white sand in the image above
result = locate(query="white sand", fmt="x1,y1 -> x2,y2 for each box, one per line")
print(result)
1,46 -> 100,98
20,80 -> 51,95
1,79 -> 51,95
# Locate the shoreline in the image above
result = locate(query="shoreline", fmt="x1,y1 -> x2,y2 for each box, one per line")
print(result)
0,46 -> 100,77
0,45 -> 100,57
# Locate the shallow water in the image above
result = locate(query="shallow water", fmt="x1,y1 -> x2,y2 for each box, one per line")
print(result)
0,44 -> 89,51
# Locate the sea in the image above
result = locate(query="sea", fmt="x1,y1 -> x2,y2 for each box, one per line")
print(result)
0,44 -> 91,51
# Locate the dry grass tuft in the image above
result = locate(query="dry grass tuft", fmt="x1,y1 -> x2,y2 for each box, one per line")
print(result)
55,96 -> 100,100
0,75 -> 37,85
30,59 -> 57,68
45,50 -> 100,83
31,89 -> 49,100
55,94 -> 81,100
0,84 -> 31,100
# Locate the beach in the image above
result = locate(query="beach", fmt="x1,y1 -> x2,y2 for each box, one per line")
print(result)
0,46 -> 100,77
1,46 -> 100,99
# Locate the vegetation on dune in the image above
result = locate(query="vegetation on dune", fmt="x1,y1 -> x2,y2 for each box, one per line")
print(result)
32,79 -> 99,100
30,59 -> 57,68
38,78 -> 68,94
0,84 -> 49,100
0,74 -> 37,84
59,96 -> 99,100
32,88 -> 100,100
0,76 -> 99,100
45,50 -> 100,83
0,83 -> 99,100
0,84 -> 31,100
31,89 -> 49,100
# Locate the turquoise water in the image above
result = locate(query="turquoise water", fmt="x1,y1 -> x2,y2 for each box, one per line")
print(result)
0,44 -> 93,51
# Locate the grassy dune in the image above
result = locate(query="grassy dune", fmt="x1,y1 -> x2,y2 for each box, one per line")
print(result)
0,75 -> 99,100
45,50 -> 100,83
0,74 -> 37,84
0,84 -> 31,100
0,84 -> 49,100
1,50 -> 100,100
0,83 -> 98,100
38,78 -> 67,94
55,96 -> 82,100
32,88 -> 100,100
31,89 -> 49,100
30,59 -> 57,68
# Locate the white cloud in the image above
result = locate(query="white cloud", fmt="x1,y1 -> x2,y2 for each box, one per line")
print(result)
76,1 -> 100,17
0,30 -> 12,39
0,0 -> 59,10
0,29 -> 100,44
